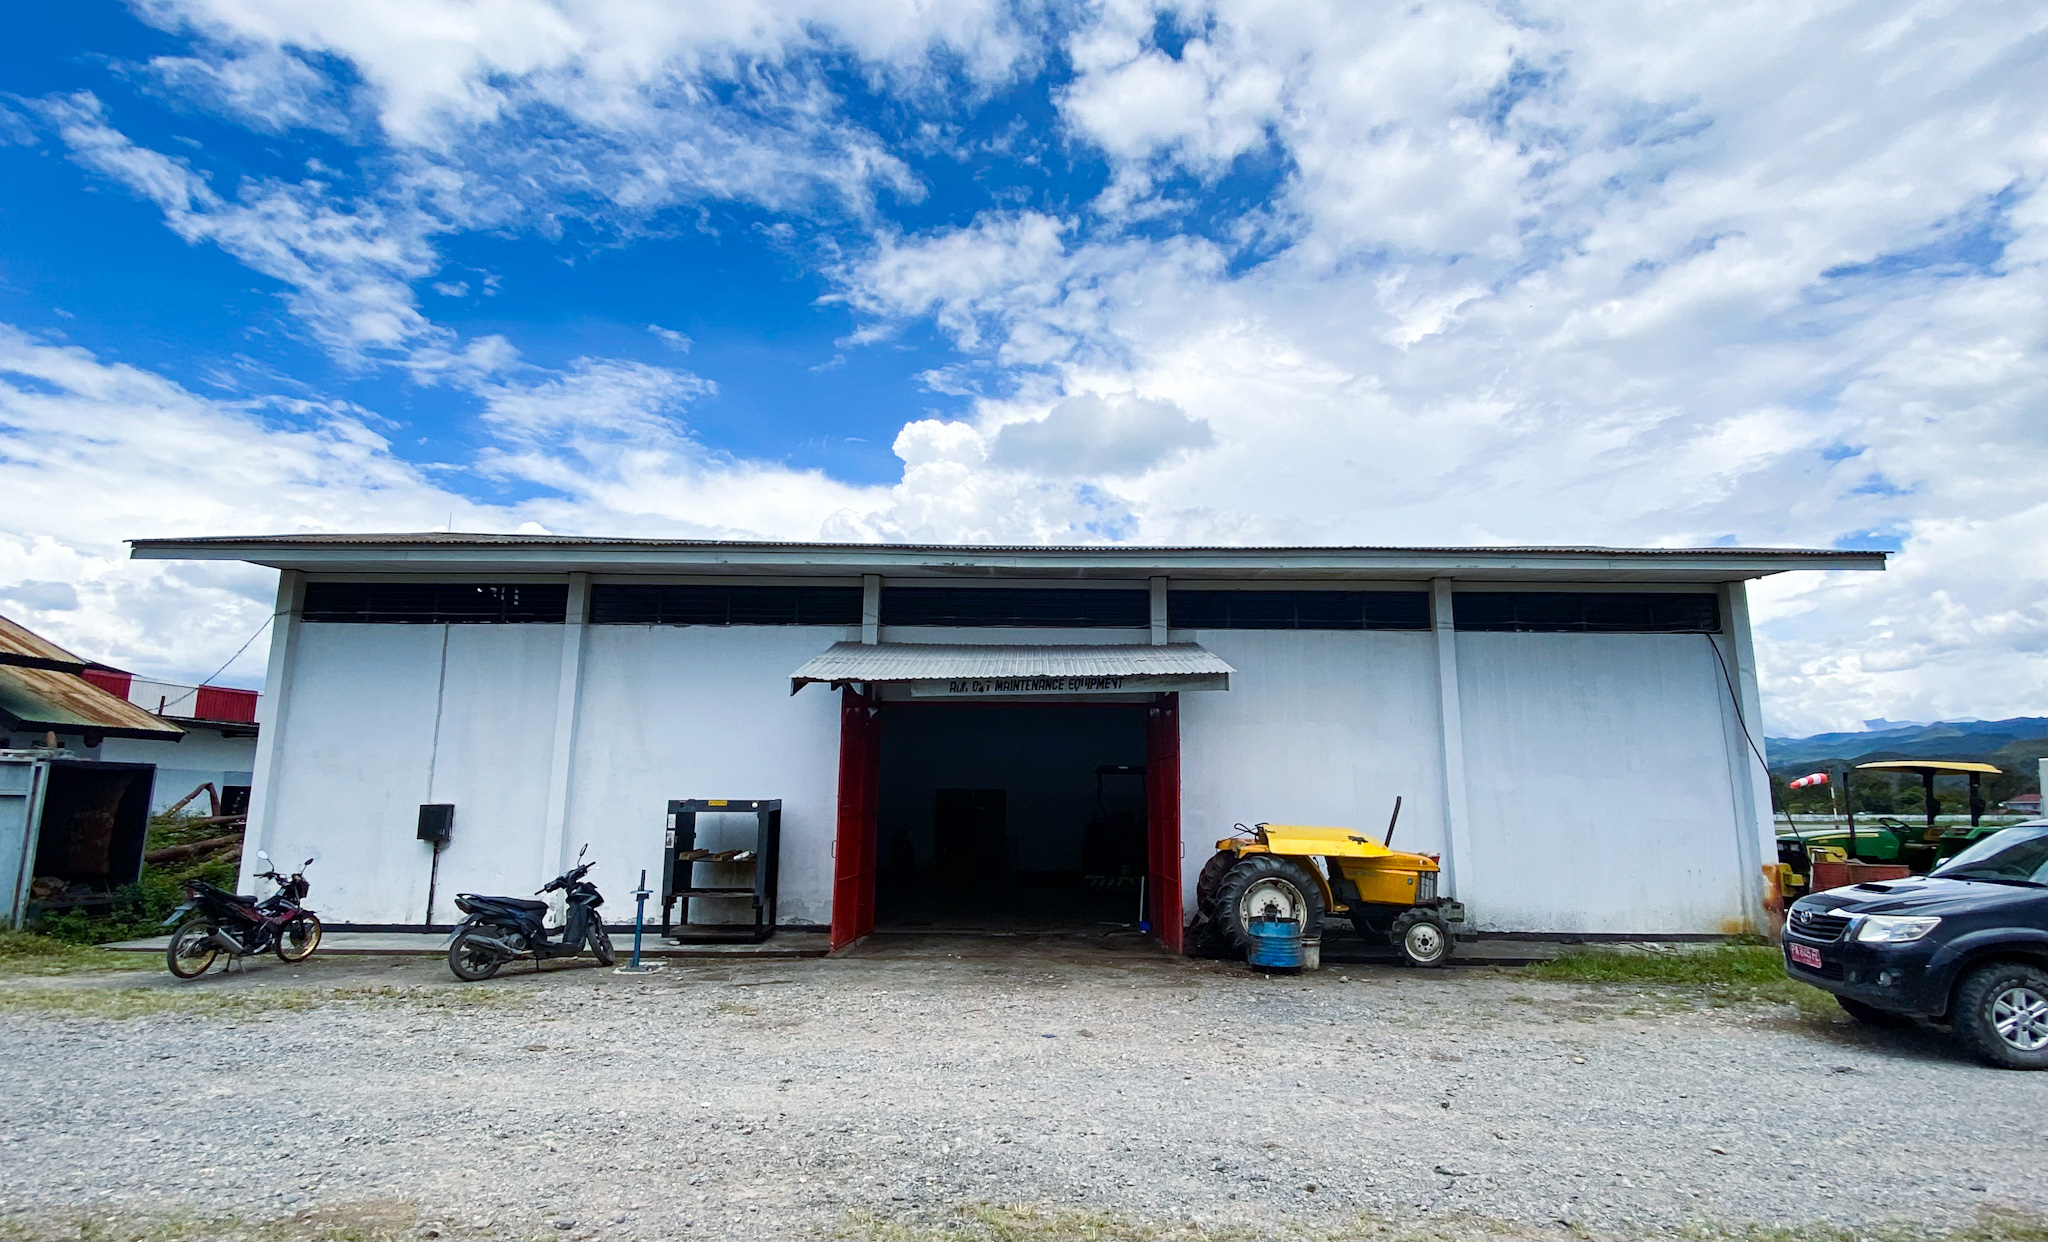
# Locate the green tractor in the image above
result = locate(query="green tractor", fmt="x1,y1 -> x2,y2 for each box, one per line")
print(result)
1777,760 -> 2008,899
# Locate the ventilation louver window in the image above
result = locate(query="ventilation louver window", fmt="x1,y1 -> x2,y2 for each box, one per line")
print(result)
1451,592 -> 1720,633
1167,590 -> 1429,630
301,582 -> 568,624
590,584 -> 861,626
880,587 -> 1150,628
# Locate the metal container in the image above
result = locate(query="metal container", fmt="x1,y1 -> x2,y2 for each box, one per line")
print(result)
1811,860 -> 1912,892
1245,915 -> 1303,973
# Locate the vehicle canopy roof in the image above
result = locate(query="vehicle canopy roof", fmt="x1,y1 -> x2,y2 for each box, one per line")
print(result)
1854,760 -> 2001,775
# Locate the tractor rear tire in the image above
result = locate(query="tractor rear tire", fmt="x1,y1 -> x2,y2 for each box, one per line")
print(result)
1389,908 -> 1453,967
1185,851 -> 1240,958
1208,855 -> 1325,957
1194,850 -> 1236,911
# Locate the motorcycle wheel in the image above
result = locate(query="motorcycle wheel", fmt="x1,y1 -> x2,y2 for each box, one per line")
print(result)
166,919 -> 219,979
588,919 -> 616,967
275,914 -> 323,963
447,929 -> 505,982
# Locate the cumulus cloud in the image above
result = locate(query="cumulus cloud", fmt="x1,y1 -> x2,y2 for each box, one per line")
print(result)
824,0 -> 2047,730
4,0 -> 2040,735
989,392 -> 1214,477
0,325 -> 889,682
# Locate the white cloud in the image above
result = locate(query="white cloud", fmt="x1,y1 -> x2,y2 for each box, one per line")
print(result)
34,92 -> 444,363
4,0 -> 2040,735
824,0 -> 2047,730
989,391 -> 1214,477
143,42 -> 356,136
647,324 -> 692,352
0,325 -> 892,683
137,0 -> 1038,143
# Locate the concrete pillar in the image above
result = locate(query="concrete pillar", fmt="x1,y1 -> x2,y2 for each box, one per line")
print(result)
240,570 -> 303,893
540,573 -> 590,876
861,575 -> 881,645
1718,581 -> 1775,930
1149,576 -> 1169,645
1429,578 -> 1476,905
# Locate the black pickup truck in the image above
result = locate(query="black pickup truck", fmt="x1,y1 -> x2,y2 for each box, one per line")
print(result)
1783,821 -> 2048,1069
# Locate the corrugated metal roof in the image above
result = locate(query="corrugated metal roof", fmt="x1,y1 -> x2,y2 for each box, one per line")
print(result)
131,531 -> 1872,559
791,642 -> 1234,690
131,533 -> 1888,585
0,613 -> 89,672
0,665 -> 186,740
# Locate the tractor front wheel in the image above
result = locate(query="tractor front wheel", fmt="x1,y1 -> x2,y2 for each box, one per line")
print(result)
1390,908 -> 1453,967
1207,855 -> 1325,957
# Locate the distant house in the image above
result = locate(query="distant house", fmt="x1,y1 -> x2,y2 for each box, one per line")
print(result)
0,614 -> 260,813
2004,793 -> 2041,815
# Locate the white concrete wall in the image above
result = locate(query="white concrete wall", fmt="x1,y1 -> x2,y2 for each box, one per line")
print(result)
564,626 -> 849,926
258,624 -> 560,924
1177,629 -> 1447,910
1454,632 -> 1750,934
251,610 -> 1761,935
95,730 -> 257,812
418,626 -> 565,921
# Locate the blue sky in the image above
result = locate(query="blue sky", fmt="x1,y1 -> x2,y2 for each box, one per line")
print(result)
0,0 -> 2041,733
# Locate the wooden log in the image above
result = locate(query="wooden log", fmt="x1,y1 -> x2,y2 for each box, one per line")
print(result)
143,833 -> 242,863
163,782 -> 220,817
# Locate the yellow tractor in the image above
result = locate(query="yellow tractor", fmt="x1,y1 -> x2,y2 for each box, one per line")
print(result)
1191,799 -> 1466,966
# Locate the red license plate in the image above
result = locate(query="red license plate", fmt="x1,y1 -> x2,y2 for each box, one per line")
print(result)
1788,942 -> 1823,970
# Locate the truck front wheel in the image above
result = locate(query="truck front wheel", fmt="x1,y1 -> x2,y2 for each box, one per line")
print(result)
1952,962 -> 2048,1070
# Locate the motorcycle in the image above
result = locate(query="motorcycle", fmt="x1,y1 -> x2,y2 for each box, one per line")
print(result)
162,850 -> 321,978
443,846 -> 615,981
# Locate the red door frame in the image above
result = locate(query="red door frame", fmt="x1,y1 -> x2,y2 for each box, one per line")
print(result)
829,687 -> 882,951
828,691 -> 1186,953
1145,693 -> 1184,952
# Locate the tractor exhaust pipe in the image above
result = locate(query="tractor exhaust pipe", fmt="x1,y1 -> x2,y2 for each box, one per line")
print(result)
1383,796 -> 1403,848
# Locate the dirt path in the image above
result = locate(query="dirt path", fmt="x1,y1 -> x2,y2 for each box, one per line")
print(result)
0,934 -> 2042,1241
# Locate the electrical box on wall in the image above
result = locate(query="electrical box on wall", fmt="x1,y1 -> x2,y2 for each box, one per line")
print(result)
417,803 -> 454,845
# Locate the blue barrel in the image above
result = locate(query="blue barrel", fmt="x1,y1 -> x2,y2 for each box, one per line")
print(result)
1245,915 -> 1304,972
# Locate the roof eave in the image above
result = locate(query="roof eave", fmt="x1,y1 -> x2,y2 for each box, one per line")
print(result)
129,535 -> 1889,581
0,712 -> 185,742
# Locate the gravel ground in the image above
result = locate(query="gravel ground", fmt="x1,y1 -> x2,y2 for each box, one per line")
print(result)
0,933 -> 2043,1241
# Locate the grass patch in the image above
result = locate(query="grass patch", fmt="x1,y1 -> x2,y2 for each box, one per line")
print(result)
0,1197 -> 472,1241
0,980 -> 528,1021
1529,945 -> 1839,1018
835,1203 -> 1340,1241
831,1204 -> 2048,1242
0,932 -> 146,976
1671,1205 -> 2048,1241
30,812 -> 243,946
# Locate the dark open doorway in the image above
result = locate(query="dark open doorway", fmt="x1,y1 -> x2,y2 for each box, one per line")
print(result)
832,690 -> 1181,952
874,703 -> 1149,933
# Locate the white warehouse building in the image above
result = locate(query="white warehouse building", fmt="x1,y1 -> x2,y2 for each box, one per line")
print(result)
132,534 -> 1884,950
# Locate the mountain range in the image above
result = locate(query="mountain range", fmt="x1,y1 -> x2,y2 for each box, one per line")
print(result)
1766,717 -> 2047,776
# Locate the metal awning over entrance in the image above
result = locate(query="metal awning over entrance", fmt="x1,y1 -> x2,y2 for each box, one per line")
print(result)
790,642 -> 1233,697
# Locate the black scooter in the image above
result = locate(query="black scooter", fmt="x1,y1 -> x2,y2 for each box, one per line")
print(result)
443,846 -> 614,981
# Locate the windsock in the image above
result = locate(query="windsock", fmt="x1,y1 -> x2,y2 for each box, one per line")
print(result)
1788,772 -> 1830,789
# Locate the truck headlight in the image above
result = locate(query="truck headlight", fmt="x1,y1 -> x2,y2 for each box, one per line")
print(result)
1854,915 -> 1940,943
